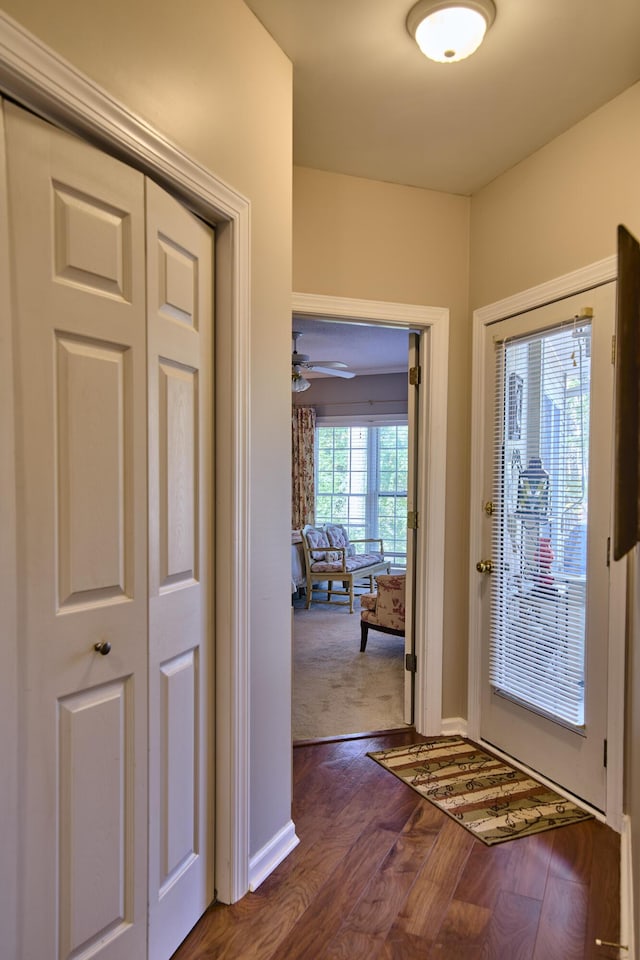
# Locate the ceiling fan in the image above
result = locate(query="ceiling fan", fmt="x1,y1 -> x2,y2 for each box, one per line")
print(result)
291,330 -> 355,392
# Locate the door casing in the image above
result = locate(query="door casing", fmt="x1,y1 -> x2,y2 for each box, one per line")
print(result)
468,259 -> 626,829
0,100 -> 18,960
292,292 -> 449,736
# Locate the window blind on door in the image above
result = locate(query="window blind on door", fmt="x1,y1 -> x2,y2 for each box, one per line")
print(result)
490,321 -> 591,728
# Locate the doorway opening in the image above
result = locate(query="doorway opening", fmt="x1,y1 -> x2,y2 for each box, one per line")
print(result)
292,320 -> 412,740
290,293 -> 450,743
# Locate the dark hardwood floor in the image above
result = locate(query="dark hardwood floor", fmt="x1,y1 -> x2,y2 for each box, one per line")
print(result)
172,730 -> 621,960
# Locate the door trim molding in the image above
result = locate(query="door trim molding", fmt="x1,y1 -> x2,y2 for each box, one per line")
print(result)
0,101 -> 18,960
0,11 -> 251,903
468,256 -> 625,826
292,292 -> 449,734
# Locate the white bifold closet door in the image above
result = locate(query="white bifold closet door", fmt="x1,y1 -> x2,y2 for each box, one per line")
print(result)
5,100 -> 213,960
146,178 -> 214,960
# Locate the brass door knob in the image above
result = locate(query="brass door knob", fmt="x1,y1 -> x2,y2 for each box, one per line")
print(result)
94,640 -> 112,656
476,559 -> 493,574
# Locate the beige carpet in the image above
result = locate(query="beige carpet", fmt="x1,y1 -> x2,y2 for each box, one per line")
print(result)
292,597 -> 408,740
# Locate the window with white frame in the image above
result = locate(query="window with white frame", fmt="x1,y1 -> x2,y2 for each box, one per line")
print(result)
315,421 -> 408,565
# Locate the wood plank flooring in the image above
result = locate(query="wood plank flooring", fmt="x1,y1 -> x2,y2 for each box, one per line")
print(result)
172,730 -> 621,960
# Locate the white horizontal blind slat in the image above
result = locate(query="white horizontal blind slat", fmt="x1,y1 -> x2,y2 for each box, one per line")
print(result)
489,322 -> 591,728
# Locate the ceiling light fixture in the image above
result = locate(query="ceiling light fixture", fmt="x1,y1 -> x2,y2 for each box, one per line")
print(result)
407,0 -> 496,63
292,371 -> 311,393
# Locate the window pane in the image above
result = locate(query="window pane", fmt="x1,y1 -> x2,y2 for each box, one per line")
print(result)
379,471 -> 397,492
315,495 -> 332,518
490,324 -> 591,728
317,448 -> 334,470
350,471 -> 367,494
315,424 -> 408,565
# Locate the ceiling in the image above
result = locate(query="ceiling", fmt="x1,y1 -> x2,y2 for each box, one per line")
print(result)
245,0 -> 640,197
292,316 -> 409,378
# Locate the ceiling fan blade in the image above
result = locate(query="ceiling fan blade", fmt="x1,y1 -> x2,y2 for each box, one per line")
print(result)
310,365 -> 355,379
307,360 -> 348,368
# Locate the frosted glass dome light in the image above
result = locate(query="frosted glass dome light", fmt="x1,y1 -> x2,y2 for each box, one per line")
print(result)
292,372 -> 311,393
407,0 -> 496,63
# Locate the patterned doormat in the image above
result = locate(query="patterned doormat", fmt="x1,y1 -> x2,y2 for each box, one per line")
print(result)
368,735 -> 593,845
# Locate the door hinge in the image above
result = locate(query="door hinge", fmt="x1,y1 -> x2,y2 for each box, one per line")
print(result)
604,739 -> 608,768
606,536 -> 611,567
409,365 -> 421,386
405,653 -> 417,673
611,334 -> 616,365
407,510 -> 419,530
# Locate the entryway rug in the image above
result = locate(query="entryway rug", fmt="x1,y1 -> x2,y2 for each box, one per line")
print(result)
368,735 -> 593,845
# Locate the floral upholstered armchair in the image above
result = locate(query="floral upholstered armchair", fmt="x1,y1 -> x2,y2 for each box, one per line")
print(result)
360,574 -> 406,651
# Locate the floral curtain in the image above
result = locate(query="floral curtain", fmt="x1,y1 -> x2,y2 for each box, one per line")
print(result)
292,406 -> 316,530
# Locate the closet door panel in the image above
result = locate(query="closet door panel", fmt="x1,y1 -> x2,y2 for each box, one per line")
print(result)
58,681 -> 131,958
5,101 -> 148,960
56,334 -> 131,605
159,650 -> 198,886
158,359 -> 198,586
146,178 -> 214,960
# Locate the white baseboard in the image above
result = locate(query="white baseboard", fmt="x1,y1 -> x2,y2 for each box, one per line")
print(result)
248,820 -> 300,892
441,716 -> 468,737
621,815 -> 636,960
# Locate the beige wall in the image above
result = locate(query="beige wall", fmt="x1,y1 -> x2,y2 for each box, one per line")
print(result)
1,0 -> 293,860
471,80 -> 640,950
295,372 -> 409,420
470,82 -> 640,309
293,167 -> 471,716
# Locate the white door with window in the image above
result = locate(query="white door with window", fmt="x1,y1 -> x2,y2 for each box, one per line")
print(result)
477,283 -> 615,810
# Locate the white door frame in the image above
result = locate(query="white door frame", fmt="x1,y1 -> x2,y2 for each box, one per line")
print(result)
292,293 -> 449,734
0,12 -> 250,904
0,99 -> 19,960
467,257 -> 626,828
